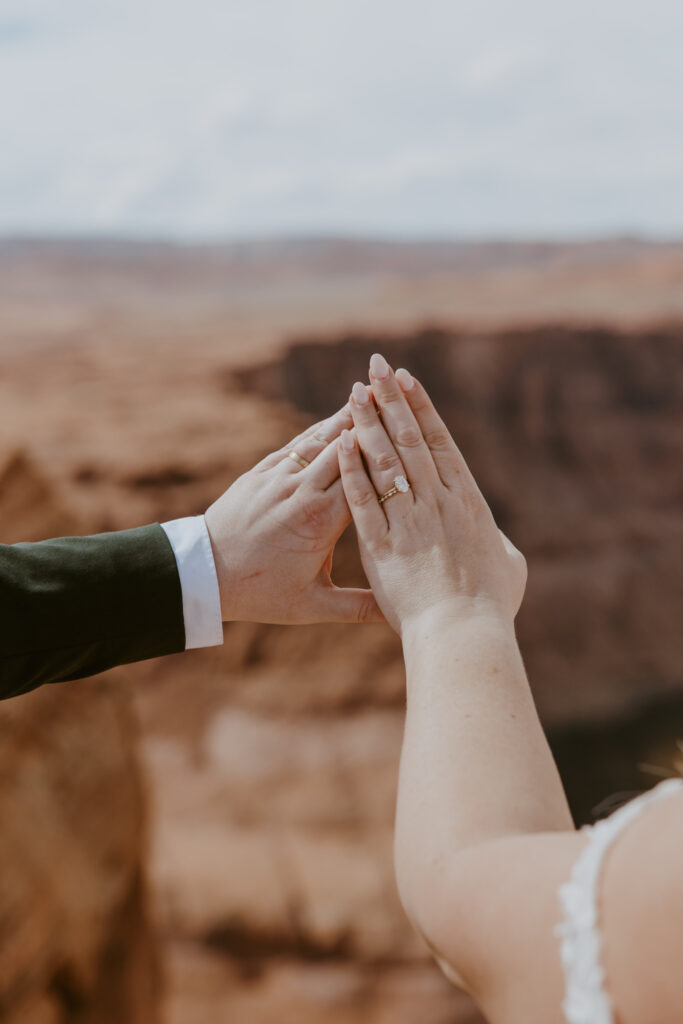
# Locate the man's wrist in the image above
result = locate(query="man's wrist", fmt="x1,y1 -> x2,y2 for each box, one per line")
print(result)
161,516 -> 224,648
203,505 -> 233,623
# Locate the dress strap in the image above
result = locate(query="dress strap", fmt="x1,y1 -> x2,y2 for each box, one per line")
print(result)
555,777 -> 683,1024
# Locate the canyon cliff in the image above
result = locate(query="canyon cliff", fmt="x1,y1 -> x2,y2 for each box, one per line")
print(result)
0,453 -> 160,1024
1,240 -> 682,1023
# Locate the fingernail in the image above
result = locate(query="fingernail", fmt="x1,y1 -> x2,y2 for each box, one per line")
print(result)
396,368 -> 415,390
340,429 -> 354,452
370,353 -> 390,379
352,381 -> 369,405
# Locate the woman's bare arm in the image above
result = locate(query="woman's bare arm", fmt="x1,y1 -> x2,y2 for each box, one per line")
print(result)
398,609 -> 572,909
398,607 -> 581,1019
336,356 -> 683,1022
338,353 -> 573,879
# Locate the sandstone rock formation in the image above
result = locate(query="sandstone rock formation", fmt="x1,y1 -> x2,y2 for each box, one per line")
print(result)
126,321 -> 682,1023
2,241 -> 682,1023
237,323 -> 683,816
0,682 -> 159,1024
0,452 -> 159,1024
0,451 -> 77,546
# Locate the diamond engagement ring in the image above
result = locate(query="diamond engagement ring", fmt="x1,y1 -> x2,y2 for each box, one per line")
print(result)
378,475 -> 411,504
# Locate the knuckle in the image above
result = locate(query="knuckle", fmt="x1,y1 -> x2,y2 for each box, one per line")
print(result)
354,401 -> 377,421
279,479 -> 299,502
396,425 -> 423,448
373,449 -> 400,472
356,597 -> 374,624
378,388 -> 402,405
349,487 -> 377,509
423,427 -> 452,451
299,496 -> 326,528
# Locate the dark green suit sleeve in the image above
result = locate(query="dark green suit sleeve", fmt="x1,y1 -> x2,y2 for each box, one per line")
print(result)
0,524 -> 186,700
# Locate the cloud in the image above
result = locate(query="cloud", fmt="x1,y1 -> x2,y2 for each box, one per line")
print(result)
0,20 -> 41,46
0,0 -> 681,237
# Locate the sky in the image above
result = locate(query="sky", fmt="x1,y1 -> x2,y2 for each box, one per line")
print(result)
0,0 -> 682,240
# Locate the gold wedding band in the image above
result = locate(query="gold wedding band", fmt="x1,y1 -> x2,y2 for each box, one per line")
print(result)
378,475 -> 411,504
287,450 -> 310,469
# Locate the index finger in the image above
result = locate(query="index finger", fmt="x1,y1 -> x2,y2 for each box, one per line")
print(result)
394,369 -> 473,490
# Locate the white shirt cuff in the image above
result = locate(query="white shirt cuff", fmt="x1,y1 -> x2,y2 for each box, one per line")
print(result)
161,516 -> 223,649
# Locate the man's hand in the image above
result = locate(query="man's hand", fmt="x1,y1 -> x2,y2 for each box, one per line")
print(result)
204,405 -> 384,625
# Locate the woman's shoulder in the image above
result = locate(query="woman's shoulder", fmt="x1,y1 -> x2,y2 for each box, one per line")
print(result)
556,777 -> 683,1024
422,780 -> 683,1024
599,777 -> 683,1024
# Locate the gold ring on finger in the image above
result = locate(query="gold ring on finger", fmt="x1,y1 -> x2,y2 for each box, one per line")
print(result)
287,450 -> 310,469
378,474 -> 411,504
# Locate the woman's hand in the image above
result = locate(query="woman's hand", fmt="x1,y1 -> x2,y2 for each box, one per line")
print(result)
205,405 -> 383,625
337,353 -> 526,635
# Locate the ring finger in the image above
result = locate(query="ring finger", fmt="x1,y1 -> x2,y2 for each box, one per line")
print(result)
349,381 -> 412,508
281,403 -> 355,473
258,404 -> 353,474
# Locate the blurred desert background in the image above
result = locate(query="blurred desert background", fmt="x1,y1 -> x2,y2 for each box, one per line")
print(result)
1,236 -> 682,1024
2,0 -> 683,1019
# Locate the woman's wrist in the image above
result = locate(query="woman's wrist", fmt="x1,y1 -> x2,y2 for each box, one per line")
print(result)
400,597 -> 516,650
400,603 -> 529,710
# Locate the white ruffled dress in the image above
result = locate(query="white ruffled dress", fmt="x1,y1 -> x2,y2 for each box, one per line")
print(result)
555,777 -> 683,1024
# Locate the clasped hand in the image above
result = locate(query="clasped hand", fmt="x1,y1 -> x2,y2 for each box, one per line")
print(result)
205,354 -> 526,633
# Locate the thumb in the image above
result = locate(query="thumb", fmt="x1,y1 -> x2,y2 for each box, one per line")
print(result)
315,585 -> 385,624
